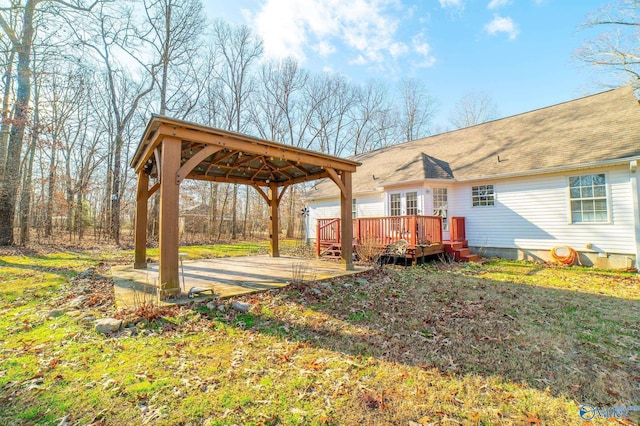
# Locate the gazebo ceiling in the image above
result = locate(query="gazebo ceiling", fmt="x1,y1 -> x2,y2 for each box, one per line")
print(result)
131,115 -> 359,188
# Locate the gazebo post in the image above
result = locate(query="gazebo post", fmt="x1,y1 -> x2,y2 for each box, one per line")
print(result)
340,171 -> 354,270
269,183 -> 279,257
158,137 -> 181,298
134,171 -> 149,269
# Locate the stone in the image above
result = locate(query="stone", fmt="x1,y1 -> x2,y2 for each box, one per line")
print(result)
231,301 -> 251,313
217,304 -> 227,313
343,283 -> 353,288
48,309 -> 65,318
95,318 -> 122,334
79,313 -> 95,324
66,296 -> 86,309
66,310 -> 82,318
206,301 -> 217,311
311,288 -> 323,296
356,278 -> 369,285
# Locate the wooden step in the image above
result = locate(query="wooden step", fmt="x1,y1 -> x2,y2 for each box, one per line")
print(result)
453,248 -> 470,260
460,253 -> 480,263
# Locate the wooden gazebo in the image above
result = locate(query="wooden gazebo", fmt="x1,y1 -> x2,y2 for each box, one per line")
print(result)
130,115 -> 360,299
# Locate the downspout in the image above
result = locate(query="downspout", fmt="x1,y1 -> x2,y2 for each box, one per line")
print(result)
630,160 -> 640,271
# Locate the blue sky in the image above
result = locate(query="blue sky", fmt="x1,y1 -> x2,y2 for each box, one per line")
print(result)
203,0 -> 615,130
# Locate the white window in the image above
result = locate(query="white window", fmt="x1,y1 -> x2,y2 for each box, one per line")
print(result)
390,193 -> 401,216
406,192 -> 418,215
472,185 -> 495,207
433,188 -> 448,231
352,198 -> 357,219
570,174 -> 607,223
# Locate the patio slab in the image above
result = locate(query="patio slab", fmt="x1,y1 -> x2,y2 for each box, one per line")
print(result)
110,255 -> 368,308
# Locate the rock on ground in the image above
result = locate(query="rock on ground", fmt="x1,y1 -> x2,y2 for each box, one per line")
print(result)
95,318 -> 122,334
231,301 -> 251,313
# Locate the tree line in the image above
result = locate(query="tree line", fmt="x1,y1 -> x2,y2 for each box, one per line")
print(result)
0,0 -> 624,247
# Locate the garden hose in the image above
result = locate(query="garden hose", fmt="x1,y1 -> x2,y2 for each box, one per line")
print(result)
550,246 -> 577,265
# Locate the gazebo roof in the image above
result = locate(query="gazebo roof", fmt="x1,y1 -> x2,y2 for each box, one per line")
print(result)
131,115 -> 360,188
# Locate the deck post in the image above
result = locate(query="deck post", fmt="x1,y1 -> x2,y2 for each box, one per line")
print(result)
269,183 -> 280,257
158,137 -> 181,299
340,172 -> 354,270
134,171 -> 149,269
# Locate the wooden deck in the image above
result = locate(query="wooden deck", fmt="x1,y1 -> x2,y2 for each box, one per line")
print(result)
316,216 -> 477,264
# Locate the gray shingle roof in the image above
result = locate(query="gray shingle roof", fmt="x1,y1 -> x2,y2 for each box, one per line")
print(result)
310,86 -> 640,198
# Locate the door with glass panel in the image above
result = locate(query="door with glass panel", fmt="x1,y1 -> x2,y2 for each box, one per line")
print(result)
389,191 -> 419,216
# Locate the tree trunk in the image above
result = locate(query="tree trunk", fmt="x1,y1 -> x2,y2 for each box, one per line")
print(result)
209,182 -> 217,238
242,186 -> 249,238
19,134 -> 36,244
231,183 -> 237,239
0,0 -> 35,245
110,133 -> 123,244
286,186 -> 295,238
0,49 -> 15,183
44,144 -> 57,238
217,184 -> 230,241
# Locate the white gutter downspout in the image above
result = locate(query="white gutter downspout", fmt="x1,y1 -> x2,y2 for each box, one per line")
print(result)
630,160 -> 640,271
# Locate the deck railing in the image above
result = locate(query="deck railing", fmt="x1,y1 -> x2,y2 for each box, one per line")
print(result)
450,216 -> 466,242
317,215 -> 444,256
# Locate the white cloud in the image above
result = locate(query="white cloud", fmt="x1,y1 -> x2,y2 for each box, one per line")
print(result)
250,0 -> 411,65
313,41 -> 336,57
487,0 -> 510,9
485,15 -> 519,40
411,32 -> 436,68
389,42 -> 409,58
439,0 -> 463,7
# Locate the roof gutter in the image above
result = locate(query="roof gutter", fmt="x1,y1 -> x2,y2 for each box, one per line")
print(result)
457,156 -> 640,183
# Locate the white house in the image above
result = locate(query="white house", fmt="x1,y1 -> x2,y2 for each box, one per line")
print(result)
306,86 -> 640,269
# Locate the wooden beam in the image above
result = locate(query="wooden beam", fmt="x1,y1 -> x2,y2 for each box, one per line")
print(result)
134,171 -> 149,269
326,167 -> 346,198
269,183 -> 279,257
148,182 -> 160,197
176,146 -> 221,184
154,148 -> 162,182
340,171 -> 354,271
253,185 -> 270,204
158,137 -> 182,299
158,124 -> 358,172
133,128 -> 161,173
186,169 -> 331,187
277,185 -> 289,205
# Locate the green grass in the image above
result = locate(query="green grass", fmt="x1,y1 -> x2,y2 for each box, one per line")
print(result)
0,248 -> 638,425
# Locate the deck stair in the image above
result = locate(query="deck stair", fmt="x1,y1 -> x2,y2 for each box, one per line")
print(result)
444,240 -> 479,263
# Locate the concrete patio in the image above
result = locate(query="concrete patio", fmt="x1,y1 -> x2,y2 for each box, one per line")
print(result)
110,255 -> 368,307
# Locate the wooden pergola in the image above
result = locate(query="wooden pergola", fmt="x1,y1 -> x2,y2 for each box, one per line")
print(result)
130,115 -> 360,299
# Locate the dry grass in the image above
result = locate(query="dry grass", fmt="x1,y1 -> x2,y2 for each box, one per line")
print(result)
0,251 -> 638,425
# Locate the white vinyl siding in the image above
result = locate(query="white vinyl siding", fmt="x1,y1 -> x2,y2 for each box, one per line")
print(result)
308,165 -> 637,255
449,165 -> 636,254
307,193 -> 384,239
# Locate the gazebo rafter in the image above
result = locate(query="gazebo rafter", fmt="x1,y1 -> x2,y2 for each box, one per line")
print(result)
130,115 -> 359,299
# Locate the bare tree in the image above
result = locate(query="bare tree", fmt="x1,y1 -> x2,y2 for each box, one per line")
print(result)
0,0 -> 97,245
397,78 -> 437,142
350,80 -> 395,155
577,0 -> 640,86
306,73 -> 356,156
72,2 -> 155,244
449,90 -> 499,129
141,0 -> 205,115
211,20 -> 263,240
